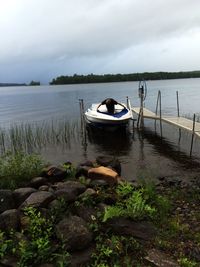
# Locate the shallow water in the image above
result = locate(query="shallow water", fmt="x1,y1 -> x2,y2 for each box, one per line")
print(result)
0,78 -> 200,181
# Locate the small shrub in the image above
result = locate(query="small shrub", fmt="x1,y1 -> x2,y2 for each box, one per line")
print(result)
0,151 -> 45,189
17,207 -> 53,266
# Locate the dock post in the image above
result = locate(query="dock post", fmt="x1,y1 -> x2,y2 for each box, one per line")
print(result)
157,90 -> 163,137
79,99 -> 85,129
190,113 -> 196,157
176,91 -> 180,117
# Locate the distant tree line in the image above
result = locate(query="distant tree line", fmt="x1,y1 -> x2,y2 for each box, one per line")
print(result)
50,71 -> 200,85
29,81 -> 40,86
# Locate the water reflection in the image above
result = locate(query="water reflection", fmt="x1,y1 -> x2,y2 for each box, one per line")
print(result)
142,126 -> 200,170
85,125 -> 133,156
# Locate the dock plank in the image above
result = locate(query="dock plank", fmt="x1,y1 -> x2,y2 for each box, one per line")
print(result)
132,107 -> 200,137
132,107 -> 159,119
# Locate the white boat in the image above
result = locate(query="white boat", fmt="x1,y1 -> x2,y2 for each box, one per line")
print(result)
85,103 -> 133,128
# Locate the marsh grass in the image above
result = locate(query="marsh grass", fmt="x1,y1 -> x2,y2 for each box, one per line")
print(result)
0,119 -> 80,155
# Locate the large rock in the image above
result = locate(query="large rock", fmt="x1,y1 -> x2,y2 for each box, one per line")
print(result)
42,165 -> 67,182
96,156 -> 121,175
55,189 -> 77,202
70,245 -> 95,267
0,256 -> 18,267
0,190 -> 15,213
29,177 -> 48,189
13,187 -> 37,207
106,218 -> 156,241
75,160 -> 94,178
145,249 -> 179,267
56,181 -> 86,195
74,204 -> 97,223
20,191 -> 55,209
55,216 -> 93,251
0,209 -> 20,231
88,166 -> 120,185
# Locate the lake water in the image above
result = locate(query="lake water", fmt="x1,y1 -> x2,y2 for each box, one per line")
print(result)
1,78 -> 200,181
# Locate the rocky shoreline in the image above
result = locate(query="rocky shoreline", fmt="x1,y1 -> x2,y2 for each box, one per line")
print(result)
0,156 -> 199,266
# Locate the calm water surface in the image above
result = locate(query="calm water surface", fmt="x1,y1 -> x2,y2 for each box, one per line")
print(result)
1,78 -> 200,181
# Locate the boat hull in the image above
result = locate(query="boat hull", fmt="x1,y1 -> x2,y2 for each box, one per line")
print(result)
84,103 -> 133,129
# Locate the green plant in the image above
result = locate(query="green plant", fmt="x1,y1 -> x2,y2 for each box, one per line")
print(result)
0,231 -> 13,259
0,151 -> 45,189
103,189 -> 156,222
17,207 -> 53,266
62,162 -> 76,178
116,181 -> 134,198
90,234 -> 142,266
178,257 -> 198,267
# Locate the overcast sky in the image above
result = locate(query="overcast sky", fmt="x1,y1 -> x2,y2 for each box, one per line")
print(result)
0,0 -> 200,84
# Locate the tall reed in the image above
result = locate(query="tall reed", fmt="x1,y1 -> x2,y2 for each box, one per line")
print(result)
0,119 -> 80,155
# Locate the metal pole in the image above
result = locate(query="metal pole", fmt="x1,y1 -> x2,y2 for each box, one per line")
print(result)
126,96 -> 129,109
190,113 -> 196,157
159,91 -> 163,137
176,91 -> 180,117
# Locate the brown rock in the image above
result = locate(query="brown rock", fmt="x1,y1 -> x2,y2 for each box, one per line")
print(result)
88,166 -> 120,185
96,155 -> 121,175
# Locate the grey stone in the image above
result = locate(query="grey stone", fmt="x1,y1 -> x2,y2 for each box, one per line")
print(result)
145,249 -> 179,267
79,188 -> 97,198
0,256 -> 18,267
20,191 -> 55,209
0,209 -> 20,231
55,215 -> 93,251
75,204 -> 97,223
0,190 -> 15,213
42,165 -> 67,182
29,177 -> 48,188
39,185 -> 49,191
106,218 -> 156,241
70,245 -> 95,267
55,189 -> 77,202
56,181 -> 86,195
13,187 -> 36,207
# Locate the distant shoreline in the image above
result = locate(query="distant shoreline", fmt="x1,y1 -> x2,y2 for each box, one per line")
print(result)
0,83 -> 27,87
50,70 -> 200,85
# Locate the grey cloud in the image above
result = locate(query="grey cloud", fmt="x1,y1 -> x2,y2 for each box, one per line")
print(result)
0,0 -> 200,83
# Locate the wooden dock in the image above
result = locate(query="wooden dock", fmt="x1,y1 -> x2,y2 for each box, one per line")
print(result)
132,107 -> 200,138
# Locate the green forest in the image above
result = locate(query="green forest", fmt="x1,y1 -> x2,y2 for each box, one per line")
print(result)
50,70 -> 200,85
